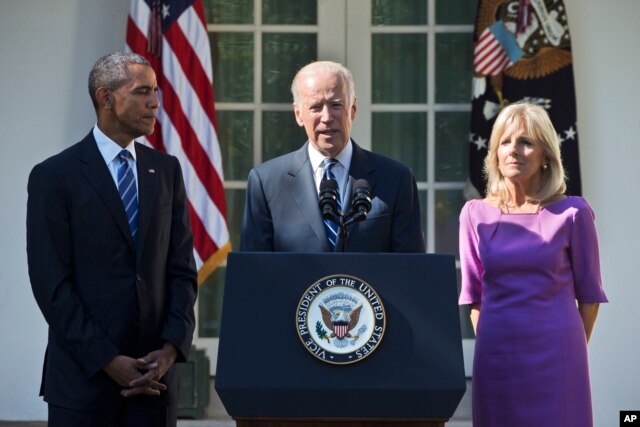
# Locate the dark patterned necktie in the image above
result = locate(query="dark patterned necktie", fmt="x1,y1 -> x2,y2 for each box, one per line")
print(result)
117,150 -> 138,245
321,158 -> 341,248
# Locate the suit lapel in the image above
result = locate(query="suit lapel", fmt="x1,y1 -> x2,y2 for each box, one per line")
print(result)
78,134 -> 135,250
346,140 -> 378,212
135,144 -> 157,259
335,141 -> 378,251
286,143 -> 329,250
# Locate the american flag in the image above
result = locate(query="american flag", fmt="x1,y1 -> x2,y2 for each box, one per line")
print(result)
126,0 -> 230,283
473,21 -> 523,76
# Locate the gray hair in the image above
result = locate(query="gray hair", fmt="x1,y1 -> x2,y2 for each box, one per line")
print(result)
88,52 -> 151,109
291,61 -> 356,107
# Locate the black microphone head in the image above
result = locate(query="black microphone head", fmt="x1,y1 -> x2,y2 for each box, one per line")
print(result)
319,178 -> 339,218
320,177 -> 338,193
352,179 -> 372,216
352,179 -> 371,195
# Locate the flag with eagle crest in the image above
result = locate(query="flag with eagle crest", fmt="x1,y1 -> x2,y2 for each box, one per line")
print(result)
468,0 -> 581,197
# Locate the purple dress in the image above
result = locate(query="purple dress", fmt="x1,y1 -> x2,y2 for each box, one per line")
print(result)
458,197 -> 608,427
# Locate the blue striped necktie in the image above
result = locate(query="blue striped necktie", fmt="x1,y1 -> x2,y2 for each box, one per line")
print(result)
321,158 -> 341,249
117,150 -> 139,245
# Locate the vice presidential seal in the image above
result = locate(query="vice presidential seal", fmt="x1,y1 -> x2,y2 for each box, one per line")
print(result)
295,274 -> 386,364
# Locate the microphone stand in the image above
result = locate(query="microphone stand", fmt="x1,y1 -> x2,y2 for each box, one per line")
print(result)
320,210 -> 350,252
338,214 -> 349,253
336,209 -> 368,252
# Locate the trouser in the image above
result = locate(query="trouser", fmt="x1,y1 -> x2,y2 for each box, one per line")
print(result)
48,398 -> 177,427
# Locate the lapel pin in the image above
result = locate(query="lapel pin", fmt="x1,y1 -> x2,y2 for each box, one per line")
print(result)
148,169 -> 155,174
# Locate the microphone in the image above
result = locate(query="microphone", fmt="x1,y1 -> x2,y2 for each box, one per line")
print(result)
351,179 -> 372,221
319,177 -> 339,220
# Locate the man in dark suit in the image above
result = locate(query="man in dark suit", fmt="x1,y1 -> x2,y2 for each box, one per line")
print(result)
26,52 -> 197,427
240,61 -> 425,252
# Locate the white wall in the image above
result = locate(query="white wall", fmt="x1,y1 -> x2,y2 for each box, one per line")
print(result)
566,0 -> 640,425
1,0 -> 638,422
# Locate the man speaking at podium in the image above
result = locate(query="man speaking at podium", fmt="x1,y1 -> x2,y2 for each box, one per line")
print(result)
240,61 -> 425,253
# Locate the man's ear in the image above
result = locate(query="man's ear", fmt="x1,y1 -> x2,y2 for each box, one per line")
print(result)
293,103 -> 304,127
351,96 -> 358,120
96,87 -> 111,110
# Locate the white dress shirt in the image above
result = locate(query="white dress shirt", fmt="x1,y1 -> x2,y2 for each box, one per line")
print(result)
308,139 -> 353,206
93,125 -> 138,192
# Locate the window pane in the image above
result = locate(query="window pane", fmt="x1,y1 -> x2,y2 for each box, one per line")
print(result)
436,0 -> 478,25
435,189 -> 465,256
217,111 -> 253,181
262,33 -> 317,103
435,33 -> 473,103
372,112 -> 427,181
203,0 -> 253,24
372,34 -> 427,103
262,111 -> 308,161
226,188 -> 246,252
372,0 -> 427,26
198,267 -> 226,337
435,111 -> 470,182
263,0 -> 317,25
211,32 -> 254,102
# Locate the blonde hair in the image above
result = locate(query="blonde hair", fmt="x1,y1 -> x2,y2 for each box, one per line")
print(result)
483,102 -> 566,204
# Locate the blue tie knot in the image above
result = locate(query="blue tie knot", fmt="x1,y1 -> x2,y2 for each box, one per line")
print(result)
118,149 -> 132,163
322,157 -> 338,171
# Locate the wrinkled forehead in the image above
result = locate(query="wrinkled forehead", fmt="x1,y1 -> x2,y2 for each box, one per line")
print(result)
302,70 -> 346,92
123,64 -> 157,88
129,63 -> 156,80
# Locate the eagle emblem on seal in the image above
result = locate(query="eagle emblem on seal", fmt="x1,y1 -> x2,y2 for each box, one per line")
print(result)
319,303 -> 362,340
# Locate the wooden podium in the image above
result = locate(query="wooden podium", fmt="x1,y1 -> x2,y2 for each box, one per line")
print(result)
216,253 -> 465,427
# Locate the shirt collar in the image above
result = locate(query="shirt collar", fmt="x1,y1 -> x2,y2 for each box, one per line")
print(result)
307,138 -> 353,172
93,125 -> 137,165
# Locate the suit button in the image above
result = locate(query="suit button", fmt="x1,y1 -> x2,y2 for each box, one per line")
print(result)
136,274 -> 142,283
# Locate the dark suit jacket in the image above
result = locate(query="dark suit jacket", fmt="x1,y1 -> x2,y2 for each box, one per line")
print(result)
26,132 -> 197,410
240,140 -> 425,252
